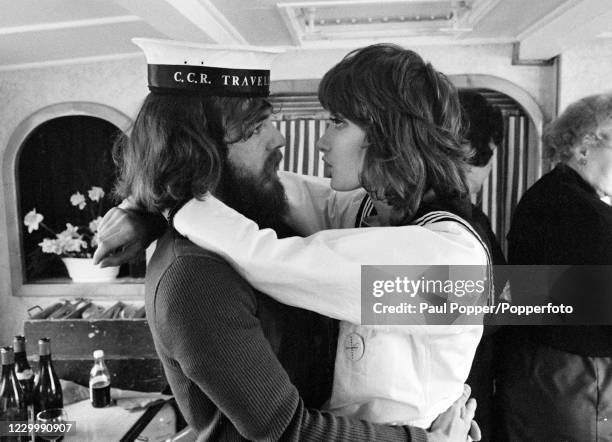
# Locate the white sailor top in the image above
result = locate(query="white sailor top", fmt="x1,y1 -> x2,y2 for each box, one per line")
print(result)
172,171 -> 490,428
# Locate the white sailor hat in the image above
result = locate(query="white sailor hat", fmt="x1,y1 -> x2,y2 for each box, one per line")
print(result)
132,38 -> 283,97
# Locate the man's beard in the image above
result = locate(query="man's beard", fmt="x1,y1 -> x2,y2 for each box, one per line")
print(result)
218,151 -> 288,229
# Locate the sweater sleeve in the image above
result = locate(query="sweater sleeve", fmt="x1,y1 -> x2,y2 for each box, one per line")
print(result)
154,255 -> 427,442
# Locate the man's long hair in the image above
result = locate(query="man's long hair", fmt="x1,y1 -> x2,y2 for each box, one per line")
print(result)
114,94 -> 271,212
318,44 -> 468,223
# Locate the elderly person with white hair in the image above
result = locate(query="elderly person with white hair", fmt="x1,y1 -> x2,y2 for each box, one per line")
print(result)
496,93 -> 612,441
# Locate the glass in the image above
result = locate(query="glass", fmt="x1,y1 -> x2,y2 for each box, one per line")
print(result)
36,408 -> 67,441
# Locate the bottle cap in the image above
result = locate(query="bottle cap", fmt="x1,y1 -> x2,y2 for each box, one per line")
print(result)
13,335 -> 26,353
93,350 -> 104,359
1,346 -> 15,365
38,337 -> 51,356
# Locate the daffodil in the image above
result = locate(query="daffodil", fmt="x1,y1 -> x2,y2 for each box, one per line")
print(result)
70,192 -> 86,210
89,216 -> 103,233
25,186 -> 109,258
88,186 -> 105,202
39,238 -> 62,255
24,209 -> 44,233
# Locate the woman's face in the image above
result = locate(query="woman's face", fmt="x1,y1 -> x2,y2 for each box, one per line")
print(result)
316,114 -> 368,191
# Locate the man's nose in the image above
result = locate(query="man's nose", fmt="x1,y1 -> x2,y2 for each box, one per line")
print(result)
267,127 -> 285,151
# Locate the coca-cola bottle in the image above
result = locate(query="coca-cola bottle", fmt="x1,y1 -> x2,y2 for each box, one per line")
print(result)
13,337 -> 34,424
1,346 -> 28,442
89,350 -> 111,408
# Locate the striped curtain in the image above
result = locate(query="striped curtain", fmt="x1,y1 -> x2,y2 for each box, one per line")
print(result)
271,92 -> 538,255
274,119 -> 329,177
471,110 -> 533,254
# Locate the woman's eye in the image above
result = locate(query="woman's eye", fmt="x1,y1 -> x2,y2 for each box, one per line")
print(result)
253,123 -> 264,135
329,117 -> 345,128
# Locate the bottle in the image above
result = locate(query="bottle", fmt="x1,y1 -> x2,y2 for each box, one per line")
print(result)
1,347 -> 28,442
89,350 -> 111,408
32,338 -> 63,416
13,337 -> 34,423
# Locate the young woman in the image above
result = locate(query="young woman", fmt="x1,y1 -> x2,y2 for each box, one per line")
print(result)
98,44 -> 491,429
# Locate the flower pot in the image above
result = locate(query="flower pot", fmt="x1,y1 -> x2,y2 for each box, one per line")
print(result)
61,258 -> 119,283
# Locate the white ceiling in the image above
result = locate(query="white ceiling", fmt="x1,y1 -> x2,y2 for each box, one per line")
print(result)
1,0 -> 611,70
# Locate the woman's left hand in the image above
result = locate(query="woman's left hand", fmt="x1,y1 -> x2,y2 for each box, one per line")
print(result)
94,207 -> 150,267
427,384 -> 481,442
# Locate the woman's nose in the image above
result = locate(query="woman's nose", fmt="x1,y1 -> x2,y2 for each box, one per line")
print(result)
316,135 -> 329,153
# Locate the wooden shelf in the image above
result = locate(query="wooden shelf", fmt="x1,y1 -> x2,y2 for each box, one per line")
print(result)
24,319 -> 165,392
18,277 -> 144,299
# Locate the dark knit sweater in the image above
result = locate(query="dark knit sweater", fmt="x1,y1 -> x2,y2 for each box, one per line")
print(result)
146,229 -> 428,442
507,163 -> 612,356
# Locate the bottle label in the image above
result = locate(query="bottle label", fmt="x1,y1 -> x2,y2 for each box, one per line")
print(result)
89,375 -> 109,386
90,380 -> 111,408
16,368 -> 34,381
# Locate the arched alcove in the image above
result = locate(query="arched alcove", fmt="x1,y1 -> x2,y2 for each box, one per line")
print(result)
3,102 -> 143,297
19,116 -> 124,280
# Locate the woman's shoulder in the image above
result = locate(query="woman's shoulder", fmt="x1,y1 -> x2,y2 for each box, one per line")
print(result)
515,167 -> 607,226
410,212 -> 489,266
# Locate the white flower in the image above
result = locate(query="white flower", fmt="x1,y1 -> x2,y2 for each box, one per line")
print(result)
39,238 -> 62,255
70,192 -> 86,210
89,216 -> 103,233
52,225 -> 87,254
24,209 -> 44,233
57,223 -> 80,240
59,236 -> 86,253
88,186 -> 105,202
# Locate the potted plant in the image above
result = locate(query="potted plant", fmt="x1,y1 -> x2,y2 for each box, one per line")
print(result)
23,186 -> 119,282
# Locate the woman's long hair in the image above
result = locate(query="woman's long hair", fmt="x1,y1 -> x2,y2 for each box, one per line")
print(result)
114,94 -> 271,213
319,44 -> 468,223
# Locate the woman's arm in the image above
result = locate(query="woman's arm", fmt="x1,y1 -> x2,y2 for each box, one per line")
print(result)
93,204 -> 165,267
279,171 -> 367,234
174,194 -> 488,327
94,172 -> 362,264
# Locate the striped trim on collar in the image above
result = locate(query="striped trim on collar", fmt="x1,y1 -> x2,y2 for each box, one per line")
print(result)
356,195 -> 376,228
413,210 -> 495,306
356,199 -> 493,304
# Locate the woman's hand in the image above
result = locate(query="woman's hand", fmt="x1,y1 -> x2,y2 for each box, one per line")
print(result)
426,384 -> 481,442
93,207 -> 157,267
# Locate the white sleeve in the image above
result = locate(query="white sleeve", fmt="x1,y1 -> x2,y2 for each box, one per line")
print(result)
173,194 -> 487,330
279,171 -> 367,233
